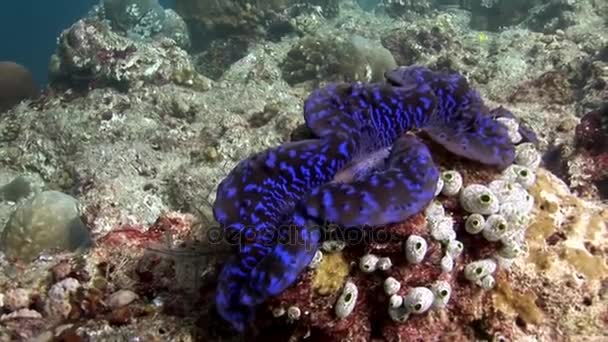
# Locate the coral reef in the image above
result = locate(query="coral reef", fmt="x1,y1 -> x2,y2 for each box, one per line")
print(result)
0,2 -> 607,341
0,190 -> 92,261
258,167 -> 607,341
0,61 -> 39,114
48,19 -> 210,92
210,65 -> 534,332
457,0 -> 598,33
463,0 -> 542,31
379,0 -> 435,17
101,0 -> 166,37
90,0 -> 191,49
193,36 -> 251,80
176,0 -> 340,47
381,24 -> 454,68
280,34 -> 396,85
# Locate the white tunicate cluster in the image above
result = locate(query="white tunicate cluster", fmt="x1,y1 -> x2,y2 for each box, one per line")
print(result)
494,254 -> 515,269
358,254 -> 393,274
481,214 -> 508,242
410,143 -> 540,314
431,281 -> 452,308
435,177 -> 444,197
480,275 -> 496,290
385,279 -> 454,322
377,257 -> 393,271
489,179 -> 521,203
405,235 -> 428,264
489,180 -> 534,226
486,174 -> 535,262
463,155 -> 538,264
501,164 -> 536,189
272,307 -> 286,317
428,215 -> 456,242
387,286 -> 438,323
389,294 -> 403,308
499,233 -> 527,259
440,255 -> 454,273
335,281 -> 358,318
446,240 -> 463,258
308,250 -> 323,269
440,170 -> 463,196
515,143 -> 541,170
464,259 -> 497,289
384,277 -> 401,296
322,240 -> 346,253
424,200 -> 445,218
403,287 -> 434,314
359,254 -> 379,273
500,199 -> 534,226
388,304 -> 409,322
460,184 -> 500,215
465,213 -> 486,234
287,306 -> 301,320
496,117 -> 522,143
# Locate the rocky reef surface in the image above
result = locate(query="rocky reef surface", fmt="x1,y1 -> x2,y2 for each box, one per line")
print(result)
0,1 -> 607,341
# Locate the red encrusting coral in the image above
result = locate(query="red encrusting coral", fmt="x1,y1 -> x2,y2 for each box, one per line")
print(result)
97,212 -> 195,249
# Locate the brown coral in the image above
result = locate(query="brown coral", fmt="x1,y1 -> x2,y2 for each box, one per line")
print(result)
0,61 -> 38,113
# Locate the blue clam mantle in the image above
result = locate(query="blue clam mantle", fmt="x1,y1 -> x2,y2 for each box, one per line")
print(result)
211,65 -> 531,332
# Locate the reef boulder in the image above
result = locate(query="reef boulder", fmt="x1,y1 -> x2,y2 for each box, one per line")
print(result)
0,61 -> 38,114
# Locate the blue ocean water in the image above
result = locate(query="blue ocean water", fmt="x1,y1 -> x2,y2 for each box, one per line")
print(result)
0,0 -> 175,87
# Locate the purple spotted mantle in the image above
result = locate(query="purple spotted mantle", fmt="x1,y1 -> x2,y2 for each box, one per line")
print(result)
211,65 -> 534,332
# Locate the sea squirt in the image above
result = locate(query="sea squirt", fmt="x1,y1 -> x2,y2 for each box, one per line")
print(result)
212,65 -> 525,332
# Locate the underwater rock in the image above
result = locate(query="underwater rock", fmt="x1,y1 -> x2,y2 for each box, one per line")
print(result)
0,174 -> 44,203
508,71 -> 575,106
160,9 -> 192,50
463,0 -> 542,31
193,36 -> 251,80
0,61 -> 39,114
106,289 -> 139,308
519,0 -> 579,33
380,0 -> 434,17
176,0 -> 340,49
566,104 -> 608,199
100,0 -> 166,37
281,34 -> 397,85
356,0 -> 382,12
49,19 -> 210,92
0,191 -> 92,261
462,0 -> 593,33
381,25 -> 455,67
91,0 -> 191,50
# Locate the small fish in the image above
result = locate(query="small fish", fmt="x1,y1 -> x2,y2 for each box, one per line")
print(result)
478,32 -> 488,43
